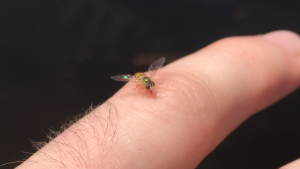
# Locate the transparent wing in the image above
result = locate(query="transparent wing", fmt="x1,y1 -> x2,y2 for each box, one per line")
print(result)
110,74 -> 134,82
148,57 -> 166,78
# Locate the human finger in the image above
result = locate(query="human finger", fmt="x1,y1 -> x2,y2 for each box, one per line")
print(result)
16,30 -> 300,169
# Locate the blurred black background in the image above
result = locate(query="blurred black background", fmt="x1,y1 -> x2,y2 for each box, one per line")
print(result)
1,0 -> 300,168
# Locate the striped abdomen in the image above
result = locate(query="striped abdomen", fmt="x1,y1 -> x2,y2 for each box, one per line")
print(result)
134,72 -> 155,93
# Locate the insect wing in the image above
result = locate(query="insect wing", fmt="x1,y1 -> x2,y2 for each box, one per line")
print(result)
110,74 -> 134,82
148,57 -> 166,78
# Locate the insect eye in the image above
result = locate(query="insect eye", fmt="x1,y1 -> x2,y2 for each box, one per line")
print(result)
151,81 -> 155,87
144,81 -> 150,87
145,85 -> 150,90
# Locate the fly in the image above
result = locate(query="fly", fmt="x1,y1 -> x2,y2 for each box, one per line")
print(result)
111,57 -> 166,93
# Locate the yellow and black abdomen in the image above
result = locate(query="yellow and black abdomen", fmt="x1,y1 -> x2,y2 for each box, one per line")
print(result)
134,72 -> 155,93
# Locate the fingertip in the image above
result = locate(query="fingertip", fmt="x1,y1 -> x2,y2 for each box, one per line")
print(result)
261,30 -> 300,57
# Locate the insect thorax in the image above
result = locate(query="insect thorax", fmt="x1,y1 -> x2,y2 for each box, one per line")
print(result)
134,72 -> 146,81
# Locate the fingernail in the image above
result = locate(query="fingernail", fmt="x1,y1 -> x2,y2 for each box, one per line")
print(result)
261,30 -> 300,57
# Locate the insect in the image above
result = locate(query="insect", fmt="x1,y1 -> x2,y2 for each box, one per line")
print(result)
111,57 -> 166,93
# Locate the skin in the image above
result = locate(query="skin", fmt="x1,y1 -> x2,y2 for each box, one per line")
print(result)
15,30 -> 300,169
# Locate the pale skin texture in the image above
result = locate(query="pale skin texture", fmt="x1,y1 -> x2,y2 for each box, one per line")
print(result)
14,30 -> 300,169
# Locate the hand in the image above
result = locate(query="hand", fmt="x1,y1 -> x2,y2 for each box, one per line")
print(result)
15,30 -> 300,169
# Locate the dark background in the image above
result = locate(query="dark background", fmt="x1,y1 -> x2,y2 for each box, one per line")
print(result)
1,0 -> 300,168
